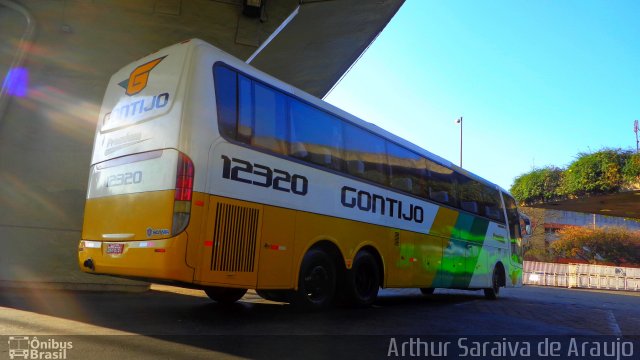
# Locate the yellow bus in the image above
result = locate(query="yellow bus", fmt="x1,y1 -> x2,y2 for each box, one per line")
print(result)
79,39 -> 528,308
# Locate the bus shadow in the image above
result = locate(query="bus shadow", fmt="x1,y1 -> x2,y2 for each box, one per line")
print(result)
0,286 -> 486,331
0,286 -> 487,358
376,288 -> 486,307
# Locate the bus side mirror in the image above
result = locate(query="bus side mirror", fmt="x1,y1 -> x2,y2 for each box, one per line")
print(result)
525,224 -> 532,236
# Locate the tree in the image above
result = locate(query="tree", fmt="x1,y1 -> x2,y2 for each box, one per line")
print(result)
551,226 -> 640,266
558,149 -> 630,196
623,152 -> 640,187
511,167 -> 563,204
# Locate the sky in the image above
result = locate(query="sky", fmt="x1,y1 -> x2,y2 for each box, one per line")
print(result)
324,0 -> 640,191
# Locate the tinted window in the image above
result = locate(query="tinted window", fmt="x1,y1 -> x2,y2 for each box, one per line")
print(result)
253,82 -> 288,154
457,175 -> 505,221
503,193 -> 523,259
290,101 -> 344,171
504,195 -> 520,234
237,75 -> 253,143
481,186 -> 504,221
213,65 -> 237,139
237,76 -> 288,154
387,142 -> 429,196
343,124 -> 388,185
426,160 -> 458,207
457,175 -> 483,214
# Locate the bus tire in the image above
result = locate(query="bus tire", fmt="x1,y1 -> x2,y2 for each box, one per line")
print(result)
344,250 -> 380,308
484,267 -> 502,300
420,288 -> 435,295
204,286 -> 247,304
293,249 -> 336,309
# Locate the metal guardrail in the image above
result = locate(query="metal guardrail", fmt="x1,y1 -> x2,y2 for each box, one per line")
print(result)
523,261 -> 640,291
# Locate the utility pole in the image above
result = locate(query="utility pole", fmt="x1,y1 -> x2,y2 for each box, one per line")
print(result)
456,116 -> 463,167
634,120 -> 639,153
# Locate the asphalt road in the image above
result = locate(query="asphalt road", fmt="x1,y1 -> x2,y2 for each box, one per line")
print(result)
1,285 -> 638,359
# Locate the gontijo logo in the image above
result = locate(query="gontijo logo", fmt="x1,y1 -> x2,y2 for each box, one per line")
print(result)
118,56 -> 166,96
105,55 -> 170,129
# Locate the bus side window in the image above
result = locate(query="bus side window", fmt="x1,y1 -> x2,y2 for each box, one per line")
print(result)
426,161 -> 458,207
213,65 -> 238,140
504,195 -> 521,238
253,82 -> 288,155
482,186 -> 504,222
343,124 -> 389,186
387,142 -> 428,197
457,174 -> 482,215
429,189 -> 449,204
237,75 -> 253,144
503,194 -> 523,258
289,101 -> 344,171
235,77 -> 289,155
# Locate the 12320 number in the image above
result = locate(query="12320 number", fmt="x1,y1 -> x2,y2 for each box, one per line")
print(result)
105,171 -> 142,187
221,155 -> 308,196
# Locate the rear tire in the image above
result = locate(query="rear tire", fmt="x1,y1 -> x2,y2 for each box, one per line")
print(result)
293,249 -> 336,309
204,287 -> 247,304
343,251 -> 380,307
484,267 -> 502,300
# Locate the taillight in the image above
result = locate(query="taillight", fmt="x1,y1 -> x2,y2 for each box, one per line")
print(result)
175,153 -> 194,201
172,153 -> 194,235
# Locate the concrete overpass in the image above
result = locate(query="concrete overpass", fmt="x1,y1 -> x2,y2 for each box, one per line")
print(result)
0,0 -> 404,289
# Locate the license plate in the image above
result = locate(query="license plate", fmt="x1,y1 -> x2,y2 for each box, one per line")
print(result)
106,243 -> 124,254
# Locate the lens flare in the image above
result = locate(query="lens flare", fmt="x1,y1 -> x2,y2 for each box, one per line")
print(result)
2,67 -> 29,97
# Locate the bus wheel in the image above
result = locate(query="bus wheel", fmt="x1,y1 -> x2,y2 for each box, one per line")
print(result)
420,288 -> 435,295
294,249 -> 336,309
204,287 -> 248,304
484,267 -> 501,300
344,251 -> 380,308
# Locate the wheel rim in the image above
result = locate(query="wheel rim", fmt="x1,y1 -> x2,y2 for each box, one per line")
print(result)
304,264 -> 331,302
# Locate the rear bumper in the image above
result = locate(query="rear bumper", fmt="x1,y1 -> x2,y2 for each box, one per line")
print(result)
78,233 -> 194,283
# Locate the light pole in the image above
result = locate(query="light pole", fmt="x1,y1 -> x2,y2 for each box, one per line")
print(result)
456,116 -> 463,167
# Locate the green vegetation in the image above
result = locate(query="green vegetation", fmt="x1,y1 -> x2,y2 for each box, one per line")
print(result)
521,208 -> 640,266
510,167 -> 562,203
511,149 -> 640,204
521,207 -> 558,263
623,153 -> 640,185
550,226 -> 640,266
